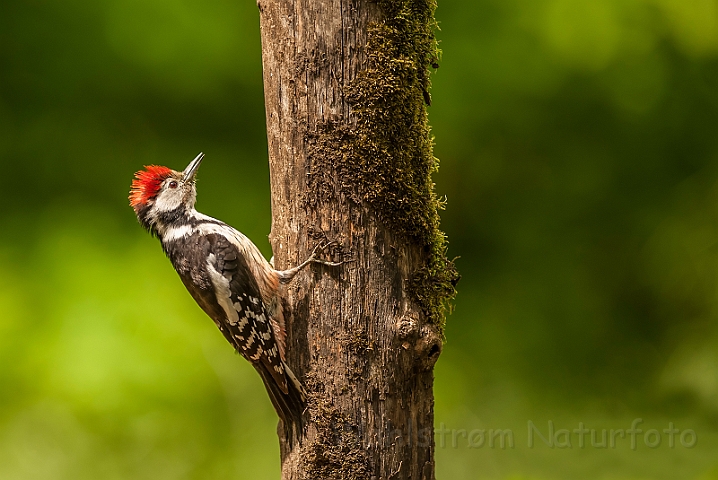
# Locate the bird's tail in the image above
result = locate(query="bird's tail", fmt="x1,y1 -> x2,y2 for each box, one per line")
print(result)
256,361 -> 306,442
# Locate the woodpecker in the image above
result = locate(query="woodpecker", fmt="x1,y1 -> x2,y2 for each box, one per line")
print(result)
129,152 -> 340,433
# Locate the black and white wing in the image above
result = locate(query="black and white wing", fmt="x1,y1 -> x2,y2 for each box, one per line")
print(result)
167,230 -> 305,430
204,233 -> 288,392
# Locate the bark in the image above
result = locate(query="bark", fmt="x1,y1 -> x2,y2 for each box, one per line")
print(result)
258,1 -> 452,479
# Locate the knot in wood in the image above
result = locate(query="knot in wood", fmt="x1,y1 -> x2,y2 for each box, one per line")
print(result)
416,325 -> 442,371
397,313 -> 420,340
395,313 -> 442,369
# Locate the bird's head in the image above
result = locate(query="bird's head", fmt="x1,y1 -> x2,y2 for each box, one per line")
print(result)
129,152 -> 204,235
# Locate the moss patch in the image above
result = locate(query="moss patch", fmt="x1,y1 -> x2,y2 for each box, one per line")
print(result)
307,0 -> 459,331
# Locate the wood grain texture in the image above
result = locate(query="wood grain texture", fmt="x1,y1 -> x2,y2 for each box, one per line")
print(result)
258,1 -> 441,478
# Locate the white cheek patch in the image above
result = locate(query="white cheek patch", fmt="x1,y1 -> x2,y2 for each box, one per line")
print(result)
154,189 -> 183,212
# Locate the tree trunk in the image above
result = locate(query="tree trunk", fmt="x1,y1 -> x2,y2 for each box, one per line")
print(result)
258,0 -> 457,478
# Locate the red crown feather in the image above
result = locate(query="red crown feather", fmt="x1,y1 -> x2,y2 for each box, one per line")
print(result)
129,165 -> 174,208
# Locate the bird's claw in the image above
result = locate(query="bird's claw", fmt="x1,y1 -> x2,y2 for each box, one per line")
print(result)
309,241 -> 349,267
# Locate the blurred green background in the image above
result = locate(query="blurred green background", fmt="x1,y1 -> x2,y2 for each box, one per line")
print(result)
1,0 -> 718,478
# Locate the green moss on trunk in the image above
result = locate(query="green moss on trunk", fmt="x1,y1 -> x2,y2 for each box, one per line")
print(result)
307,0 -> 458,331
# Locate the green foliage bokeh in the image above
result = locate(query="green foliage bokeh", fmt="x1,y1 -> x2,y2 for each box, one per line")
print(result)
1,0 -> 718,478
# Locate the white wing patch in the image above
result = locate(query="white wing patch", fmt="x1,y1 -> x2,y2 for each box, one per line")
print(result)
205,254 -> 239,325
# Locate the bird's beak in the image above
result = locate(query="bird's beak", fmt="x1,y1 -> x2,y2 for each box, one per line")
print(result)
182,152 -> 205,182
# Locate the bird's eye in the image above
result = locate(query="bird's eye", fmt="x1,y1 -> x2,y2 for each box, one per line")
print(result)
169,181 -> 178,189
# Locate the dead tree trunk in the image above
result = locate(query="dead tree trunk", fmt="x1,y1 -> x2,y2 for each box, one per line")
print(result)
258,0 -> 458,478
